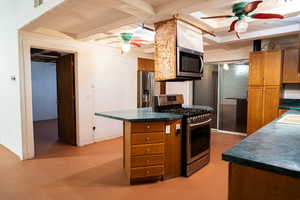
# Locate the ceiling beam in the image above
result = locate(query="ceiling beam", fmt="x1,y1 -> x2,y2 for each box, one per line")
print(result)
118,0 -> 156,16
76,16 -> 141,41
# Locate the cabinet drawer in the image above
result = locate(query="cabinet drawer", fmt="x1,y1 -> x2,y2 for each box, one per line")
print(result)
131,132 -> 164,145
131,122 -> 164,133
131,155 -> 164,168
131,143 -> 164,156
131,166 -> 163,179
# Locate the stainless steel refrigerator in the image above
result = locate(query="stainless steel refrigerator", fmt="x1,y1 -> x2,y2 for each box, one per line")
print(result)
137,71 -> 155,108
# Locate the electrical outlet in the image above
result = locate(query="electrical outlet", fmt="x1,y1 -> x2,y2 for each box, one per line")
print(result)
165,125 -> 170,134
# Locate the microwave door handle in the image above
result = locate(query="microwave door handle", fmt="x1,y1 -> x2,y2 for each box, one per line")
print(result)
189,119 -> 211,127
200,56 -> 204,73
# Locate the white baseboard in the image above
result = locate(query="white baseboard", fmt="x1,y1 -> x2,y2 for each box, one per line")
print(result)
93,134 -> 122,143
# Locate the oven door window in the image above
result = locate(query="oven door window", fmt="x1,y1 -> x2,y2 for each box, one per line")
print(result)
190,124 -> 210,158
180,51 -> 203,73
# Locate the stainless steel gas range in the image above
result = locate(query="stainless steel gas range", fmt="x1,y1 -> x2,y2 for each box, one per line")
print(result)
153,94 -> 212,176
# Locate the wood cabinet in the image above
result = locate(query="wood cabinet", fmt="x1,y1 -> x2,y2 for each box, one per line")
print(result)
247,87 -> 264,134
247,86 -> 281,135
282,48 -> 300,83
247,50 -> 282,135
154,19 -> 177,81
248,51 -> 264,86
228,163 -> 300,200
138,58 -> 155,72
263,86 -> 281,125
248,50 -> 282,87
124,120 -> 181,184
154,19 -> 203,81
278,109 -> 288,117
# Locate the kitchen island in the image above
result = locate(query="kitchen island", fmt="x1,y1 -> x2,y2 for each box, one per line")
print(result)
223,110 -> 300,200
95,107 -> 183,184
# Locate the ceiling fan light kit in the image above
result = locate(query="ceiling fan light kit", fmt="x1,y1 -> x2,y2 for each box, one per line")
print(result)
119,26 -> 156,53
201,1 -> 284,39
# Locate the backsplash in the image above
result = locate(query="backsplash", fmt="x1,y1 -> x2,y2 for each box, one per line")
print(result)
283,84 -> 300,99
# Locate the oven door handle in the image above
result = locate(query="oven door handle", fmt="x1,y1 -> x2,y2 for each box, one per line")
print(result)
189,119 -> 211,127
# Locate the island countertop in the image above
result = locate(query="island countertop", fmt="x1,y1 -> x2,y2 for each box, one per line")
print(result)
222,110 -> 300,178
95,105 -> 213,122
95,107 -> 183,122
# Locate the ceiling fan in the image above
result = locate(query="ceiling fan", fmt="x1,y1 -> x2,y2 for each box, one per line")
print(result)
201,1 -> 284,38
120,25 -> 155,53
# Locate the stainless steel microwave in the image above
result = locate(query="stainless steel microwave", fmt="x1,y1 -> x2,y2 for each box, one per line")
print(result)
177,47 -> 204,78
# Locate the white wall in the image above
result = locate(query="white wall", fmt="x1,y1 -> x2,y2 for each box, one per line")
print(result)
21,32 -> 153,155
166,81 -> 193,105
205,43 -> 252,63
16,0 -> 64,29
31,62 -> 58,121
283,84 -> 300,99
0,0 -> 23,158
0,0 -> 65,159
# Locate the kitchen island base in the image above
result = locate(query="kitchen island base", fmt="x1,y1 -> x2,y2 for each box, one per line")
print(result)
228,163 -> 300,200
123,120 -> 181,184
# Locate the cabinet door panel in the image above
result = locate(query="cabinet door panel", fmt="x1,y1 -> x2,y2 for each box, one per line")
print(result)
247,87 -> 264,135
249,52 -> 264,86
263,86 -> 280,125
282,48 -> 300,83
264,50 -> 282,86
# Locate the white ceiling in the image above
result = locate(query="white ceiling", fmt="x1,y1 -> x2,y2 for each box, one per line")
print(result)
22,0 -> 300,53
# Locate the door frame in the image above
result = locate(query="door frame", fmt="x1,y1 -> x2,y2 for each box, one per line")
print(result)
192,59 -> 249,136
19,33 -> 80,160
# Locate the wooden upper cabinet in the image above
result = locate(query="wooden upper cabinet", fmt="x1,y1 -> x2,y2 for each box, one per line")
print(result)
249,52 -> 264,86
248,50 -> 282,87
263,50 -> 282,86
282,48 -> 300,83
154,19 -> 177,81
138,58 -> 155,72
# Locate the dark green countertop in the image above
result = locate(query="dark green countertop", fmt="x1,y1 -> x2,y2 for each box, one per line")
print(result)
222,110 -> 300,178
95,105 -> 213,122
95,107 -> 183,122
279,99 -> 300,110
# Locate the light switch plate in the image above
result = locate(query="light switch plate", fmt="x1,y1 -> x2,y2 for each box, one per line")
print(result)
166,125 -> 171,134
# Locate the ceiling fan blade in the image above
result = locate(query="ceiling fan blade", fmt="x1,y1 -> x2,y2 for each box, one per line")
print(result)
201,15 -> 234,19
251,13 -> 284,19
243,1 -> 263,14
228,20 -> 239,32
130,42 -> 142,47
235,32 -> 241,39
131,39 -> 148,42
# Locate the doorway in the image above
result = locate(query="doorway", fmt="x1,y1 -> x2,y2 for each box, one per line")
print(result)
193,61 -> 249,134
31,48 -> 77,157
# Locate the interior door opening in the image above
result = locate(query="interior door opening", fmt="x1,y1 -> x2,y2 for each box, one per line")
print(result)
193,61 -> 249,134
30,48 -> 77,158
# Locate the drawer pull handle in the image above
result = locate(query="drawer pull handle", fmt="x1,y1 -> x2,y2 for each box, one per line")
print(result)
146,148 -> 150,152
146,160 -> 150,163
146,137 -> 150,142
146,170 -> 150,174
147,125 -> 150,129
